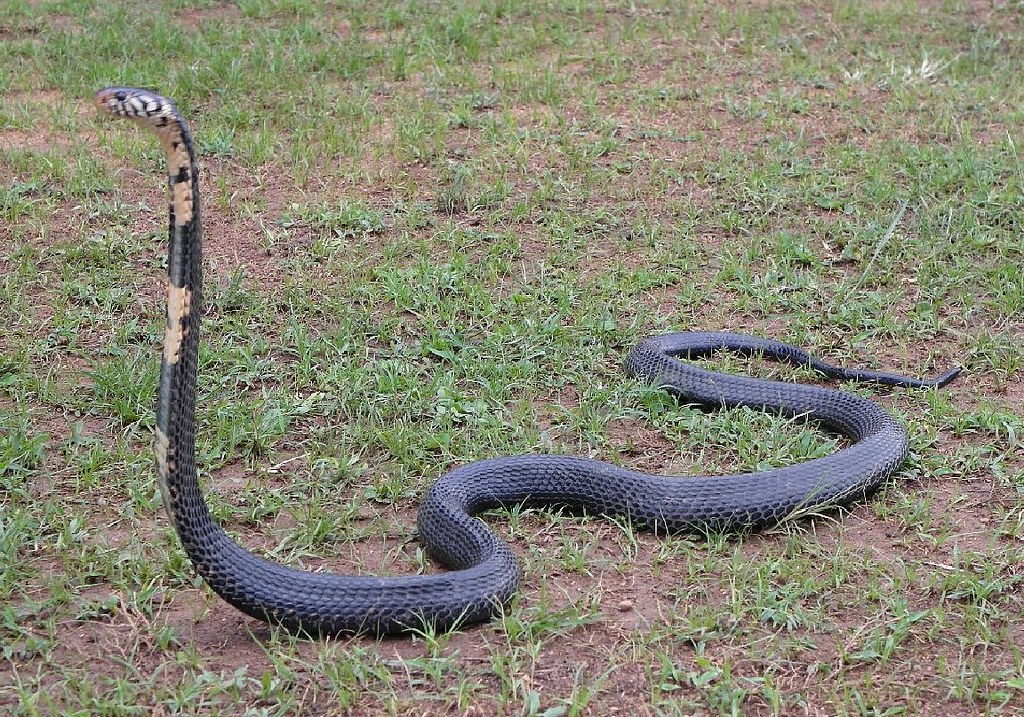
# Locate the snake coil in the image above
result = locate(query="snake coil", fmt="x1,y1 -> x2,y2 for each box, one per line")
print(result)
95,87 -> 960,635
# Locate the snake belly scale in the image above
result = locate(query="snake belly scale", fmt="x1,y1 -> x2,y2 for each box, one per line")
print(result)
94,87 -> 960,636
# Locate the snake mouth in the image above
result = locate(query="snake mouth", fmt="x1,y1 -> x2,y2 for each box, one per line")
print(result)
93,87 -> 119,109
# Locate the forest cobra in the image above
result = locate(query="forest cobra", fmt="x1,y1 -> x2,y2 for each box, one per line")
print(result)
94,86 -> 960,636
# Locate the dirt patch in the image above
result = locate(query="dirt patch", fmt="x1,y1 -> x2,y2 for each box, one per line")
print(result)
4,88 -> 64,105
0,129 -> 52,152
174,2 -> 242,29
0,23 -> 40,40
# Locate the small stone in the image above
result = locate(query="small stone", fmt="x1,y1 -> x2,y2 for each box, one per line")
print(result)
617,599 -> 633,612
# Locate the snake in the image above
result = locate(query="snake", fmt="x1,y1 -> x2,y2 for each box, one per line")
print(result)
94,86 -> 960,636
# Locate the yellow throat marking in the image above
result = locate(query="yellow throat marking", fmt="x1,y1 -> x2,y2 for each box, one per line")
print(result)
164,283 -> 192,365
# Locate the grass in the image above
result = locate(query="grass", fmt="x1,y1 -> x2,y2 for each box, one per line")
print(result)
1,0 -> 1023,714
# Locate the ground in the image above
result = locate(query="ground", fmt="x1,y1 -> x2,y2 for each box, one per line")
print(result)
1,0 -> 1022,715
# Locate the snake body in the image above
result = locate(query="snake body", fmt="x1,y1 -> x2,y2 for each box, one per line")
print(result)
95,87 -> 959,635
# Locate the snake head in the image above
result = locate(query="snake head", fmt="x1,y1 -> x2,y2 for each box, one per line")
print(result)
94,87 -> 177,125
